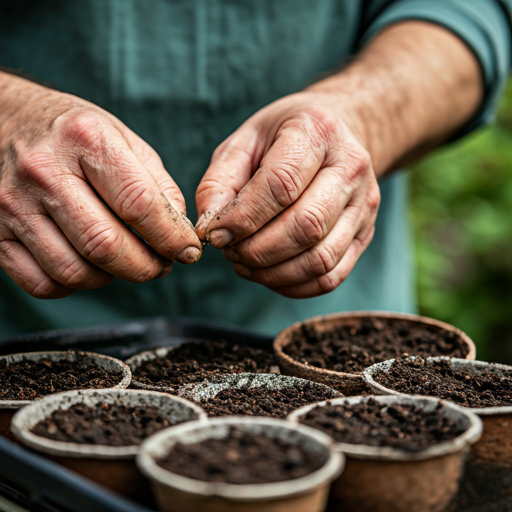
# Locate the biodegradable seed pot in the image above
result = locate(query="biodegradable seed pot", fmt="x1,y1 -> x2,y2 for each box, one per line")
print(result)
0,350 -> 131,440
137,416 -> 344,512
11,388 -> 206,502
288,395 -> 482,512
178,372 -> 341,418
273,311 -> 475,395
364,357 -> 512,510
126,339 -> 280,393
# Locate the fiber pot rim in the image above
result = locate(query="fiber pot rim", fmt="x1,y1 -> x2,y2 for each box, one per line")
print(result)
364,356 -> 512,416
137,416 -> 345,502
125,342 -> 200,392
273,311 -> 476,381
11,388 -> 207,460
0,351 -> 132,409
178,371 -> 341,404
287,394 -> 482,461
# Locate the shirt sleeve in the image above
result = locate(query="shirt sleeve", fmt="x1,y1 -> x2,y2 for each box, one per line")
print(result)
359,0 -> 512,139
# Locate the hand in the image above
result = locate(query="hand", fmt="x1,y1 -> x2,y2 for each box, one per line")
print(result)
0,75 -> 201,299
195,92 -> 380,298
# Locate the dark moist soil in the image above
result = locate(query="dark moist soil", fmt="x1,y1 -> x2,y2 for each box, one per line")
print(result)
133,339 -> 279,391
284,318 -> 469,374
373,357 -> 512,408
299,397 -> 465,451
157,426 -> 327,484
0,353 -> 123,401
197,382 -> 338,418
31,402 -> 176,446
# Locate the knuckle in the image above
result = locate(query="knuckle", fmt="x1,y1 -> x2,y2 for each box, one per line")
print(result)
292,206 -> 329,248
367,185 -> 381,212
16,150 -> 54,189
80,222 -> 123,266
114,180 -> 155,223
300,105 -> 339,141
59,109 -> 102,149
30,278 -> 61,300
265,165 -> 302,208
308,244 -> 337,276
238,243 -> 267,268
345,146 -> 372,181
55,259 -> 91,288
0,190 -> 19,217
317,271 -> 343,295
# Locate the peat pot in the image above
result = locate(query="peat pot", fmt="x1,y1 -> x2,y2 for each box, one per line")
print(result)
288,395 -> 482,512
365,357 -> 512,511
0,351 -> 131,440
137,416 -> 344,512
274,311 -> 475,396
11,388 -> 206,503
178,372 -> 341,417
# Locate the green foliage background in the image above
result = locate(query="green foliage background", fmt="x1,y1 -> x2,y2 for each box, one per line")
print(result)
411,79 -> 512,363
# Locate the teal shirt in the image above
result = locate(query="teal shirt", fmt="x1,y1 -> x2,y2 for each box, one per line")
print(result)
0,0 -> 510,337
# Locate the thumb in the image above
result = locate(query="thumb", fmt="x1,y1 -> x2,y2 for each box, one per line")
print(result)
195,122 -> 262,243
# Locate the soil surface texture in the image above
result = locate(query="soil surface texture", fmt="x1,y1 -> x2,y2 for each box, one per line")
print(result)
299,398 -> 465,451
31,402 -> 176,445
157,426 -> 327,484
133,339 -> 279,390
0,354 -> 123,401
197,382 -> 338,418
373,357 -> 512,408
284,318 -> 469,374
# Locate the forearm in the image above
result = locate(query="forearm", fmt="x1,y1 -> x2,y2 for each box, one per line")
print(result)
307,21 -> 484,177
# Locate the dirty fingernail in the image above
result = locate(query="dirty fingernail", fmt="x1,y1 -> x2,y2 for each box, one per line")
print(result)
223,247 -> 241,263
176,246 -> 202,264
209,229 -> 233,249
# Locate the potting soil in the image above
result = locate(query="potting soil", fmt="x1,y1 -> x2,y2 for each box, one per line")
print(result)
157,426 -> 327,484
197,382 -> 338,418
284,318 -> 469,373
31,402 -> 176,445
0,354 -> 123,401
133,339 -> 279,390
373,357 -> 512,408
299,398 -> 465,451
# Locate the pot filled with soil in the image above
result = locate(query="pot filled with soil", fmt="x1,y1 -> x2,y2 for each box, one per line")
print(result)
126,338 -> 280,393
288,395 -> 482,512
365,356 -> 512,510
0,350 -> 131,440
137,416 -> 344,512
11,388 -> 206,502
178,372 -> 341,418
274,311 -> 475,395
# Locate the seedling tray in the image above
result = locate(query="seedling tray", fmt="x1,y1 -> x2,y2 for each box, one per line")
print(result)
0,317 -> 273,512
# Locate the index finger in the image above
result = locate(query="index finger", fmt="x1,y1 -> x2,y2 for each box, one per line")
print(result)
204,125 -> 326,249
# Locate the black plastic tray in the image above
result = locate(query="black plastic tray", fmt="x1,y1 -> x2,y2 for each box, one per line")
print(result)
0,317 -> 273,512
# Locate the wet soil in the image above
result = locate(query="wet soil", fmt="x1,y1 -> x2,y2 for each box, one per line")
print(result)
373,357 -> 512,408
299,398 -> 465,451
284,318 -> 469,374
31,402 -> 176,446
133,339 -> 279,391
157,426 -> 327,484
197,382 -> 338,418
0,353 -> 123,401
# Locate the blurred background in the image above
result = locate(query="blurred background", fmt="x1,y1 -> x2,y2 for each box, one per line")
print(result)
411,78 -> 512,364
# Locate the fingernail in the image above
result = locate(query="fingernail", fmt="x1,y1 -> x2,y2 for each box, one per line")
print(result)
176,246 -> 202,264
223,247 -> 241,263
208,229 -> 233,249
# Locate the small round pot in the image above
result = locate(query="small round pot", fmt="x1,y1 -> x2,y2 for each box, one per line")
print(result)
178,372 -> 341,417
0,351 -> 131,440
288,395 -> 482,512
11,388 -> 206,503
273,311 -> 476,396
365,357 -> 512,510
137,416 -> 344,512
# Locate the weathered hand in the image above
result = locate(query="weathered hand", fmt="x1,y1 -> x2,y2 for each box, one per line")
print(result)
0,75 -> 201,299
196,92 -> 380,298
